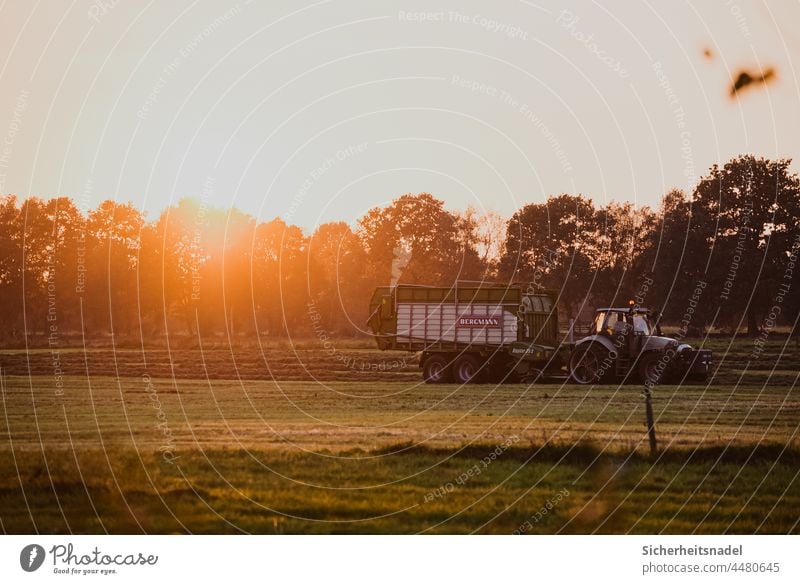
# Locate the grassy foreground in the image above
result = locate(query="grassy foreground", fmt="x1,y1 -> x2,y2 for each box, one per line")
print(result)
1,445 -> 798,534
1,371 -> 798,534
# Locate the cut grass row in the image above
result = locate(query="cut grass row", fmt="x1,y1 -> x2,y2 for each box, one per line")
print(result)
0,336 -> 797,384
2,377 -> 798,452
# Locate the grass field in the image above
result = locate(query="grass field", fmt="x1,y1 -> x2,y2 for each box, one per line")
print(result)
0,336 -> 798,534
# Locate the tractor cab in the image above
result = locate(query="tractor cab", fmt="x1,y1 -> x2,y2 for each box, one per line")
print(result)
592,307 -> 660,338
589,307 -> 661,363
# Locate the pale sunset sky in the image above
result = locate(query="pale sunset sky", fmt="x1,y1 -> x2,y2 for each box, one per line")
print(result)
0,0 -> 798,230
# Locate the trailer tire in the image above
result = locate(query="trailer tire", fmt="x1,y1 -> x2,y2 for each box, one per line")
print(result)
422,354 -> 452,384
520,368 -> 544,384
452,354 -> 483,384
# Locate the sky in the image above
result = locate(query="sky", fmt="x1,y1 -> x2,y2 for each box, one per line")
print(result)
0,0 -> 798,231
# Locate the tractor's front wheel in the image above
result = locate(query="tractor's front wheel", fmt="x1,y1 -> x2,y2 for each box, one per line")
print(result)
638,352 -> 664,386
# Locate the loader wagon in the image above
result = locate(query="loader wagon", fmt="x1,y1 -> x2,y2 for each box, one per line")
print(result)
367,284 -> 563,383
368,284 -> 713,385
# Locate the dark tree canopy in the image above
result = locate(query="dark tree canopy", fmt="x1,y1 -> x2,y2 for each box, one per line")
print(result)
0,156 -> 797,344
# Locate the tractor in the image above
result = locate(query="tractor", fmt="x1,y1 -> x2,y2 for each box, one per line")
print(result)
568,305 -> 712,385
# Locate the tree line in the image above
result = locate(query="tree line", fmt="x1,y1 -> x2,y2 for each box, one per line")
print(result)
0,154 -> 798,344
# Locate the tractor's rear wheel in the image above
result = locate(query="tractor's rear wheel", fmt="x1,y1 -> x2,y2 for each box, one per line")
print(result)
452,354 -> 483,384
569,345 -> 609,384
422,354 -> 452,384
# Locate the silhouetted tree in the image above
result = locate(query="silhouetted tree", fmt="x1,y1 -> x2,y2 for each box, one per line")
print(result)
0,162 -> 797,345
85,200 -> 145,335
499,194 -> 598,317
0,196 -> 22,338
692,156 -> 800,335
358,193 -> 485,289
251,217 -> 308,336
593,201 -> 657,305
634,189 -> 713,332
308,222 -> 368,335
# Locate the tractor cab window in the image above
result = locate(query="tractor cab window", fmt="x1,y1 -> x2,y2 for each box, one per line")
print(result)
632,313 -> 652,335
611,313 -> 630,336
633,314 -> 652,334
593,311 -> 608,335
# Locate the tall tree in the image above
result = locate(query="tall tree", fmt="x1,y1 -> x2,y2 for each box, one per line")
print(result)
308,222 -> 368,335
358,193 -> 485,288
16,197 -> 83,335
692,156 -> 800,335
149,199 -> 210,336
499,194 -> 598,317
251,217 -> 308,336
85,200 -> 145,336
0,196 -> 22,338
593,201 -> 657,306
458,207 -> 507,274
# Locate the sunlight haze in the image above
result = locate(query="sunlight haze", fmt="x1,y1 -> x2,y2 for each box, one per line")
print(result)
0,0 -> 797,230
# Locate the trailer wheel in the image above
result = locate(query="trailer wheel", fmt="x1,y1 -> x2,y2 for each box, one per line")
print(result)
452,354 -> 483,384
422,355 -> 452,384
520,368 -> 544,384
569,344 -> 608,384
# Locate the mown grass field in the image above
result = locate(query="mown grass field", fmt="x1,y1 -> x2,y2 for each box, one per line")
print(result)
0,336 -> 798,534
